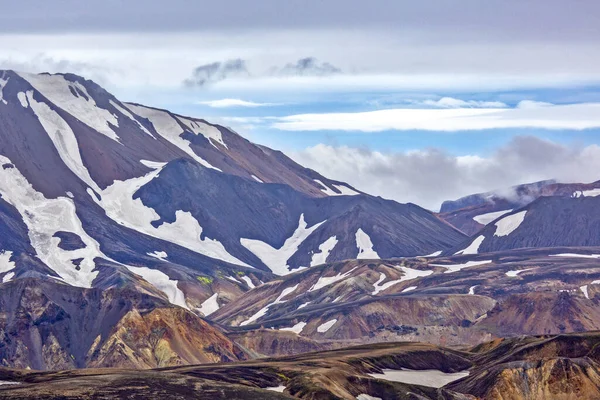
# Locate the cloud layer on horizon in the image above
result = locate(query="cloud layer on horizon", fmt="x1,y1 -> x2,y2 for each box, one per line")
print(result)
292,136 -> 600,210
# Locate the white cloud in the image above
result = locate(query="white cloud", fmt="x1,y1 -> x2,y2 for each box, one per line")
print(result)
291,137 -> 600,210
197,98 -> 278,108
271,102 -> 600,132
416,97 -> 508,108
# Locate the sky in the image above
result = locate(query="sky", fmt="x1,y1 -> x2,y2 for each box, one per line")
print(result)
2,0 -> 600,210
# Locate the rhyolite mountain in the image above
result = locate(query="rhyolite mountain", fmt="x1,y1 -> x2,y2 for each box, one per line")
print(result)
439,179 -> 600,235
0,70 -> 466,368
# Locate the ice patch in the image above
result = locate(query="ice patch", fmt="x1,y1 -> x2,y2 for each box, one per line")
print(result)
197,293 -> 219,316
310,267 -> 358,292
175,115 -> 227,149
127,265 -> 188,309
241,214 -> 325,275
356,229 -> 379,259
473,209 -> 513,225
240,275 -> 255,289
19,72 -> 121,141
494,211 -> 527,237
125,104 -> 220,170
317,319 -> 337,333
310,236 -> 338,267
367,368 -> 469,388
147,251 -> 168,261
240,284 -> 299,326
0,156 -> 104,287
454,235 -> 485,255
430,260 -> 492,274
279,321 -> 306,334
26,90 -> 102,192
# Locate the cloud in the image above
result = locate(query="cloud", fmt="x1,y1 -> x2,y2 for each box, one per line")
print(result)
415,97 -> 508,108
197,98 -> 279,108
291,136 -> 600,210
184,59 -> 249,87
275,57 -> 341,77
270,102 -> 600,132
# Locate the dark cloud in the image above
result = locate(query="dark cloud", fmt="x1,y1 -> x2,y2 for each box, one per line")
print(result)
276,57 -> 341,77
292,136 -> 600,210
183,59 -> 249,87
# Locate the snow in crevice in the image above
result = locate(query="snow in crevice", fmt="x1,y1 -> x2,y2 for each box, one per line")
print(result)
240,284 -> 299,326
147,251 -> 168,261
314,179 -> 359,196
310,266 -> 358,292
240,275 -> 255,289
430,260 -> 492,274
26,90 -> 102,193
494,211 -> 527,237
454,235 -> 485,255
279,321 -> 307,334
317,318 -> 337,333
0,76 -> 8,105
19,72 -> 121,142
0,251 -> 16,283
125,104 -> 220,170
356,228 -> 380,259
473,209 -> 513,225
251,175 -> 264,183
310,236 -> 338,267
109,100 -> 153,137
175,115 -> 227,149
89,162 -> 249,267
0,156 -> 102,288
126,265 -> 188,310
372,267 -> 433,295
197,293 -> 219,316
241,214 -> 325,275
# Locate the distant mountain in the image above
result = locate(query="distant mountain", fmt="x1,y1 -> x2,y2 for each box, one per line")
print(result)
439,180 -> 600,235
0,70 -> 465,368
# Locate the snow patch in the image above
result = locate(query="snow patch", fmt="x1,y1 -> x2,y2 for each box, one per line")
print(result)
17,92 -> 28,108
368,369 -> 469,388
147,251 -> 168,261
573,189 -> 600,198
356,229 -> 379,259
279,321 -> 306,334
468,285 -> 477,295
494,211 -> 527,237
0,156 -> 103,287
430,260 -> 492,274
505,268 -> 531,277
402,286 -> 417,293
175,115 -> 227,149
2,272 -> 15,283
0,251 -> 16,282
310,236 -> 338,266
314,179 -> 359,196
581,285 -> 590,299
423,250 -> 442,257
550,253 -> 600,259
109,100 -> 153,137
0,76 -> 8,105
241,214 -> 325,275
473,209 -> 513,225
126,266 -> 188,309
125,104 -> 220,170
26,91 -> 102,192
297,302 -> 310,310
240,275 -> 255,289
197,293 -> 219,316
372,267 -> 433,295
240,284 -> 299,326
357,395 -> 382,400
19,72 -> 121,142
454,235 -> 485,255
310,267 -> 358,292
317,319 -> 337,333
251,175 -> 264,183
265,386 -> 286,392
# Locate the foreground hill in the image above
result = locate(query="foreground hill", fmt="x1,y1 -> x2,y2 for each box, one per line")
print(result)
2,332 -> 600,399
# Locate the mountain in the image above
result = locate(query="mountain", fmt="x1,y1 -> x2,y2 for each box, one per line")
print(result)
4,332 -> 600,400
0,70 -> 465,369
438,179 -> 600,235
